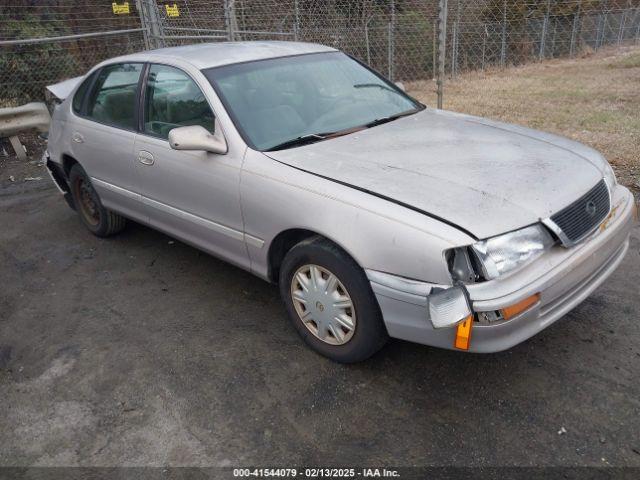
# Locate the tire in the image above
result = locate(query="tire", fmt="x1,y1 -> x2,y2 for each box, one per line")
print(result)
279,236 -> 388,363
68,163 -> 126,237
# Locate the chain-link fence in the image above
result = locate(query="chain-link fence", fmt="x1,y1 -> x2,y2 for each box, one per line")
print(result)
146,1 -> 438,84
443,0 -> 640,77
1,1 -> 639,109
0,1 -> 148,106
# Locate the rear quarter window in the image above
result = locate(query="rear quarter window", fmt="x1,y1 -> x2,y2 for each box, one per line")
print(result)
72,71 -> 97,114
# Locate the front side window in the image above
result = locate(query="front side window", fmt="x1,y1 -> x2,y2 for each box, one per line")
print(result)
143,64 -> 215,139
203,51 -> 421,151
86,63 -> 143,130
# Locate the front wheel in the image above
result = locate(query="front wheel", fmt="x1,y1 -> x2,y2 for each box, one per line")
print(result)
279,236 -> 388,363
68,163 -> 126,237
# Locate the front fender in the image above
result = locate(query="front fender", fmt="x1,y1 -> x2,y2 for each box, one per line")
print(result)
241,149 -> 474,284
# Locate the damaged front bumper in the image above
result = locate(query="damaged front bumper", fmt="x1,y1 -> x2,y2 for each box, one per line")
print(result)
367,185 -> 636,353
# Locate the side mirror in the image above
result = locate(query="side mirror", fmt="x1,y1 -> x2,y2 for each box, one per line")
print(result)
168,123 -> 227,155
394,81 -> 406,92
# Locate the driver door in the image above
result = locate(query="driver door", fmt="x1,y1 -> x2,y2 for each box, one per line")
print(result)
133,63 -> 249,270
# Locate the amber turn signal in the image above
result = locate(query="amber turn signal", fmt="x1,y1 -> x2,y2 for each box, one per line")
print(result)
501,293 -> 541,320
454,315 -> 474,350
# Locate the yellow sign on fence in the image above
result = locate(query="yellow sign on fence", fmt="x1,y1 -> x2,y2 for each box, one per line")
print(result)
112,2 -> 130,15
165,4 -> 180,17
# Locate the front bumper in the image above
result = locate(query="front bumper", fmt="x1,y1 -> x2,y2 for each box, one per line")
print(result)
369,185 -> 636,353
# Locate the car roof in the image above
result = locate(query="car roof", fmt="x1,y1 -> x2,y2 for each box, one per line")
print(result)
111,41 -> 337,70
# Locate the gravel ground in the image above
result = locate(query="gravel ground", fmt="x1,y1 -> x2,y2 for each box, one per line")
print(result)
1,184 -> 639,468
1,47 -> 639,471
0,134 -> 48,189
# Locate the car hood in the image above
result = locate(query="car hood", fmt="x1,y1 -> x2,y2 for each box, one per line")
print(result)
264,109 -> 608,240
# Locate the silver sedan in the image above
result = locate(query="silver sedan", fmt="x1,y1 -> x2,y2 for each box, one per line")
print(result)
45,41 -> 636,362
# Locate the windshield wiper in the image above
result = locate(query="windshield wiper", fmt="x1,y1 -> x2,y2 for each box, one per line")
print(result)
353,83 -> 398,94
364,109 -> 420,128
265,132 -> 333,152
265,108 -> 422,152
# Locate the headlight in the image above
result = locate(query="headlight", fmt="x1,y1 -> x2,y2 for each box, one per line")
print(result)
471,224 -> 554,280
603,162 -> 617,191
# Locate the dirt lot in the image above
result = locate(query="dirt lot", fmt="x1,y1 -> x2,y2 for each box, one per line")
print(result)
1,188 -> 639,469
1,48 -> 640,471
0,134 -> 48,191
409,45 -> 640,195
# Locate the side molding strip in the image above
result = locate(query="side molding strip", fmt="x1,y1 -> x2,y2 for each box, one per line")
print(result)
91,177 -> 141,201
244,233 -> 265,249
143,196 -> 245,241
91,177 -> 262,245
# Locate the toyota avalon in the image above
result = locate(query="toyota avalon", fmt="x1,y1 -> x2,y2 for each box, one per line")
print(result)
45,41 -> 636,362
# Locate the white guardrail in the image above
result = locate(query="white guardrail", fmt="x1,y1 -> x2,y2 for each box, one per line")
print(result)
0,102 -> 51,160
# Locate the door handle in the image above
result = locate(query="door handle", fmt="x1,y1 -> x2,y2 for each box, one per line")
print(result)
71,132 -> 84,144
138,151 -> 155,166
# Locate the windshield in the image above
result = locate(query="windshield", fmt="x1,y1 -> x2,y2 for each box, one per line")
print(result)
203,52 -> 422,151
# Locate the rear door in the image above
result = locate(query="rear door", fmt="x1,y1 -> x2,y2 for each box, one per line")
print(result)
133,63 -> 248,269
69,62 -> 147,223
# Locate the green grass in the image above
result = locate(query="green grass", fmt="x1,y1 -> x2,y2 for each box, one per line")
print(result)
609,52 -> 640,68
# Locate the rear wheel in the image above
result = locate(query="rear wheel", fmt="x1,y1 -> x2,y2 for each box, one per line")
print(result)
279,236 -> 388,363
69,164 -> 126,237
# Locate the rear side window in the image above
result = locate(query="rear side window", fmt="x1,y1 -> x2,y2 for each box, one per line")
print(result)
143,64 -> 215,139
85,63 -> 143,130
72,72 -> 96,114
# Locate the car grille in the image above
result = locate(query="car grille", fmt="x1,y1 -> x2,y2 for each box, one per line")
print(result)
549,179 -> 610,246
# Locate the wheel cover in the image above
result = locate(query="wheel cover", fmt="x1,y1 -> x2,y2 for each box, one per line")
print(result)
74,176 -> 100,227
290,264 -> 356,346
